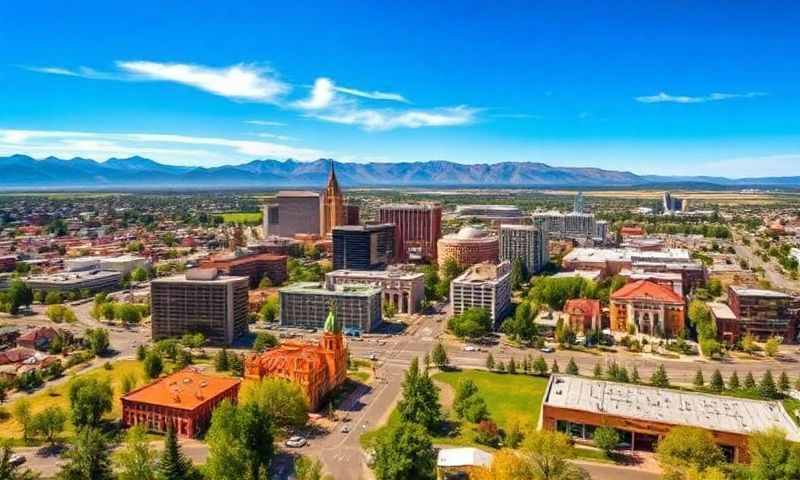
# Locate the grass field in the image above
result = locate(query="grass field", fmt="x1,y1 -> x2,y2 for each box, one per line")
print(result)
361,369 -> 548,448
218,212 -> 263,225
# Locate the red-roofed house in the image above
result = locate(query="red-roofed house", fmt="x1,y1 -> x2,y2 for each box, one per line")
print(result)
563,299 -> 602,334
610,280 -> 685,338
17,327 -> 60,351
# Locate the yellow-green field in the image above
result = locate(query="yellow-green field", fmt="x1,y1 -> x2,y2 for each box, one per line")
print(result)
217,212 -> 263,225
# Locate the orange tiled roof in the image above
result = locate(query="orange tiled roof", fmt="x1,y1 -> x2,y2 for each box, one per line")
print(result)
564,298 -> 601,318
249,342 -> 327,373
611,279 -> 684,304
18,327 -> 58,343
122,368 -> 240,411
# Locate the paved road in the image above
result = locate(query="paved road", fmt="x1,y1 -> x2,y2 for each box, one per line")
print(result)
732,231 -> 799,291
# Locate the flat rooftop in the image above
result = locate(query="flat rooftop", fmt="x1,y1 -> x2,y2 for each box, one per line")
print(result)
564,248 -> 691,264
453,261 -> 509,283
730,286 -> 793,298
123,369 -> 240,411
327,269 -> 423,281
27,269 -> 121,284
280,281 -> 382,296
544,374 -> 800,441
152,270 -> 248,285
708,302 -> 737,321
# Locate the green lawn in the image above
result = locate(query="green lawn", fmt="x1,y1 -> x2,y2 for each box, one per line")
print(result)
218,212 -> 263,225
361,369 -> 549,449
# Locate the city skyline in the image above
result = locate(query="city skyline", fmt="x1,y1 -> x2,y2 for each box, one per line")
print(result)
3,1 -> 800,177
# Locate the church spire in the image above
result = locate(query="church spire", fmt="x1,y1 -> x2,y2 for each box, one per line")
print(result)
326,159 -> 342,196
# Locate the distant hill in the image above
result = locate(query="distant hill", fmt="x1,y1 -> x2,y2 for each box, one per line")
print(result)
1,154 -> 798,189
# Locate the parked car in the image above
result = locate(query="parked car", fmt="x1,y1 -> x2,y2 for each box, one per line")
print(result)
9,454 -> 26,466
285,436 -> 307,448
341,426 -> 351,433
463,345 -> 477,352
540,346 -> 555,353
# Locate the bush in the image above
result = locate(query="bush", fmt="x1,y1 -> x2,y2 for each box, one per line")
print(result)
475,420 -> 500,447
593,426 -> 620,455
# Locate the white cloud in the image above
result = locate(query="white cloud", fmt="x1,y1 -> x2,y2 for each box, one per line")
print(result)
333,85 -> 408,103
245,120 -> 287,127
0,129 -> 325,165
116,61 -> 290,102
255,132 -> 296,142
294,77 -> 337,110
635,91 -> 766,104
311,105 -> 478,131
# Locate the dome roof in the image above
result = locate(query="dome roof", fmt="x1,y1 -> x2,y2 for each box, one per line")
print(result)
456,226 -> 487,239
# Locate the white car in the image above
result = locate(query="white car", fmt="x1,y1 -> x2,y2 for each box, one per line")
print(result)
540,346 -> 555,353
285,435 -> 307,448
9,454 -> 25,466
341,426 -> 351,433
463,345 -> 477,352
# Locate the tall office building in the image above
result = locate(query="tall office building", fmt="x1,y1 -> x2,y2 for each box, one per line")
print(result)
321,160 -> 346,237
574,192 -> 584,213
450,261 -> 512,324
332,224 -> 395,270
532,211 -> 604,241
378,203 -> 442,262
279,282 -> 383,333
263,191 -> 321,237
150,269 -> 249,345
499,224 -> 549,274
662,191 -> 684,213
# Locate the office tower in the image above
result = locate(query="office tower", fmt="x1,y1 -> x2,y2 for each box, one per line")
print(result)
150,268 -> 249,345
378,203 -> 442,262
263,191 -> 321,237
499,224 -> 549,275
279,282 -> 383,333
321,160 -> 346,237
574,192 -> 584,213
332,224 -> 395,270
450,261 -> 512,324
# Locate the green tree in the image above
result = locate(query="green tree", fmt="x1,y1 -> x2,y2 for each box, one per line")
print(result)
131,267 -> 149,283
779,371 -> 791,392
431,342 -> 449,369
650,364 -> 670,388
84,328 -> 110,356
485,353 -> 495,371
502,301 -> 538,343
258,296 -> 279,323
158,424 -> 194,480
58,427 -> 114,480
239,403 -> 275,480
508,357 -> 517,374
373,421 -> 436,480
7,280 -> 34,314
116,425 -> 157,480
448,308 -> 492,339
656,426 -> 725,478
143,351 -> 164,380
252,332 -> 279,352
532,356 -> 548,376
68,377 -> 113,428
31,406 -> 66,446
742,333 -> 758,355
631,366 -> 641,384
215,348 -> 230,371
294,456 -> 332,480
745,372 -> 757,390
229,353 -> 244,377
510,257 -> 528,290
12,399 -> 32,443
242,378 -> 309,430
693,369 -> 705,388
747,427 -> 800,480
566,357 -> 579,375
520,430 -> 590,480
764,337 -> 781,357
758,370 -> 779,400
593,361 -> 603,378
114,303 -> 142,325
453,379 -> 479,418
396,358 -> 441,432
728,371 -> 741,390
593,426 -> 620,457
709,370 -> 725,393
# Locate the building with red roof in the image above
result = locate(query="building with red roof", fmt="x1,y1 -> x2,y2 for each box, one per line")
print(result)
121,368 -> 241,438
609,280 -> 685,338
563,299 -> 602,334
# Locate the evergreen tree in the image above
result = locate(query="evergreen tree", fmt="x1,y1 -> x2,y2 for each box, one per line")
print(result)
593,361 -> 603,378
373,422 -> 436,480
650,364 -> 670,387
522,356 -> 530,374
397,358 -> 441,432
532,356 -> 548,375
497,361 -> 506,373
709,370 -> 724,393
159,424 -> 192,480
431,342 -> 448,369
59,427 -> 114,480
551,359 -> 560,374
744,371 -> 757,390
566,357 -> 579,375
759,370 -> 779,400
508,357 -> 517,374
631,366 -> 641,384
215,348 -> 230,371
779,371 -> 791,392
485,353 -> 495,371
728,371 -> 741,390
617,366 -> 629,383
229,353 -> 244,377
693,369 -> 705,388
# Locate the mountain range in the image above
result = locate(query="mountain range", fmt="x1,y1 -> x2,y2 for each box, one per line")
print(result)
1,154 -> 799,189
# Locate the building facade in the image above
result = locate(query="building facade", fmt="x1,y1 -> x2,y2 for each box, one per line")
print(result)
321,161 -> 346,237
609,280 -> 685,338
150,269 -> 249,345
279,282 -> 383,333
499,224 -> 549,275
25,270 -> 122,293
121,368 -> 241,438
378,203 -> 442,262
450,261 -> 511,324
200,251 -> 288,288
332,224 -> 395,271
726,286 -> 800,343
262,191 -> 321,237
245,311 -> 347,411
563,299 -> 602,334
437,226 -> 499,269
325,269 -> 425,314
532,211 -> 604,241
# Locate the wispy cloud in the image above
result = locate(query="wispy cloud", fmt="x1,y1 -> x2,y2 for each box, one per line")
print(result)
0,128 -> 325,164
255,132 -> 296,142
333,85 -> 408,103
635,91 -> 766,104
490,113 -> 543,120
116,61 -> 290,102
245,120 -> 287,127
310,105 -> 478,131
22,65 -> 127,81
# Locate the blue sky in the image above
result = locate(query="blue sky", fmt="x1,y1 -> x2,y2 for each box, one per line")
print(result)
2,1 -> 800,177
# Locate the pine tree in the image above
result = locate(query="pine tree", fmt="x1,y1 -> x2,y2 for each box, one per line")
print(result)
693,369 -> 705,389
431,342 -> 449,370
551,360 -> 560,374
159,424 -> 192,480
214,348 -> 229,372
650,364 -> 670,388
566,357 -> 579,375
497,361 -> 506,373
593,361 -> 603,378
709,369 -> 724,393
485,353 -> 495,371
532,356 -> 548,376
522,356 -> 530,374
779,371 -> 791,392
744,371 -> 757,390
631,366 -> 641,384
508,357 -> 517,374
728,371 -> 741,390
759,370 -> 779,399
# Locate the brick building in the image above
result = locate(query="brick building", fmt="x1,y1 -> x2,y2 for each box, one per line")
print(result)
726,286 -> 800,343
437,226 -> 498,269
200,250 -> 288,287
563,299 -> 602,335
121,369 -> 241,438
378,203 -> 442,262
609,280 -> 685,338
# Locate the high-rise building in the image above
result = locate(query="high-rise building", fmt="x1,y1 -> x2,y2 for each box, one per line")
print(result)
499,224 -> 549,275
321,160 -> 346,237
345,203 -> 360,226
332,224 -> 395,270
725,286 -> 800,343
279,282 -> 383,333
378,203 -> 442,262
532,211 -> 604,241
150,268 -> 249,345
263,191 -> 321,237
574,192 -> 584,213
662,191 -> 684,213
450,261 -> 512,324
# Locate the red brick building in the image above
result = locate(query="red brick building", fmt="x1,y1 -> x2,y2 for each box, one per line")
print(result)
563,298 -> 602,334
378,203 -> 442,262
121,369 -> 241,438
726,286 -> 800,343
200,251 -> 288,288
609,280 -> 685,338
437,226 -> 498,269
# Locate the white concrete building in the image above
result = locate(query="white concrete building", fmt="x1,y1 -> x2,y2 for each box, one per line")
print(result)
450,260 -> 511,324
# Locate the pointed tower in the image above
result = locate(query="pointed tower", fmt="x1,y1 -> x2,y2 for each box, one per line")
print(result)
322,305 -> 347,388
321,159 -> 346,237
